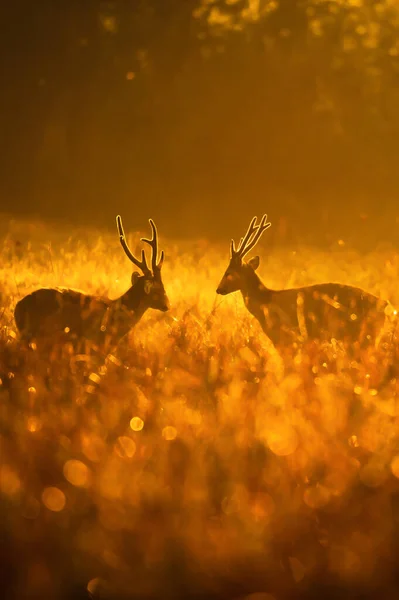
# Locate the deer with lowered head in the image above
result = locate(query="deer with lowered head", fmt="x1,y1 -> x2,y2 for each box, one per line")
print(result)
14,216 -> 169,353
216,215 -> 397,349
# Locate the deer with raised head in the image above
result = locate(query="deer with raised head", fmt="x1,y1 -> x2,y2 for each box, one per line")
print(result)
14,216 -> 169,353
216,215 -> 397,350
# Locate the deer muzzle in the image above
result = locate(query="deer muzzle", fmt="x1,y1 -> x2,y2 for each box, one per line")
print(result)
216,286 -> 228,295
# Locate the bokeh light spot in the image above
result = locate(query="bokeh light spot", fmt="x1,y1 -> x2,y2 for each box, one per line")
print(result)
41,487 -> 66,512
130,416 -> 144,431
115,436 -> 136,458
289,556 -> 306,583
63,459 -> 90,487
162,426 -> 177,441
348,434 -> 359,448
81,434 -> 106,462
87,577 -> 103,597
266,424 -> 298,456
0,465 -> 21,497
27,416 -> 41,432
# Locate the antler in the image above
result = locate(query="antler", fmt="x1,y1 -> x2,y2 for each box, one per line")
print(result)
141,219 -> 164,272
231,214 -> 271,260
116,215 -> 151,275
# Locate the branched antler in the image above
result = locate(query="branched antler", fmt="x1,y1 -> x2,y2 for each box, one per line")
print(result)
116,216 -> 164,275
141,219 -> 164,272
230,214 -> 271,261
116,215 -> 151,275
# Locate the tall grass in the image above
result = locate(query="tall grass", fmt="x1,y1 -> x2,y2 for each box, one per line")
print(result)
1,217 -> 399,599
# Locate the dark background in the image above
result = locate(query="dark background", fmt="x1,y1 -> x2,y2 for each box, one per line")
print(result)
1,0 -> 399,247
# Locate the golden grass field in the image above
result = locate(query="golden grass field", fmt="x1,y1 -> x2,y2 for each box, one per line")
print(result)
2,216 -> 399,600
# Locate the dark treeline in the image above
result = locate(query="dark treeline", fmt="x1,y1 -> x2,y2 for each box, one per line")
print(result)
1,1 -> 399,247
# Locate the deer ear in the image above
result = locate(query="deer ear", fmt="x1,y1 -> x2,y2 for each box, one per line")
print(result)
248,256 -> 260,270
131,271 -> 140,285
144,280 -> 153,295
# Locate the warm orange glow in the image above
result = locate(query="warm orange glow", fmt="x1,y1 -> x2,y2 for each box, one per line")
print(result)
2,0 -> 399,591
2,217 -> 399,598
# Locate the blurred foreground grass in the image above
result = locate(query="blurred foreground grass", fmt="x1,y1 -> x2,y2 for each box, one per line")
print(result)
2,216 -> 399,599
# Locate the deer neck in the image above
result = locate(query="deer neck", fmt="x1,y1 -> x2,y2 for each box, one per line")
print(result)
116,286 -> 148,324
240,270 -> 271,305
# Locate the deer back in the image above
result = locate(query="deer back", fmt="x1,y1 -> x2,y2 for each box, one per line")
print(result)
14,287 -> 114,345
261,283 -> 394,346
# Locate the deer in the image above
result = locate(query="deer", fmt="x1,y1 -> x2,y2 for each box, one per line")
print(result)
216,215 -> 397,359
14,215 -> 169,355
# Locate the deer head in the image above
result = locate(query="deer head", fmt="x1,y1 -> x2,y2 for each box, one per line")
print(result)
117,215 -> 170,312
216,215 -> 271,295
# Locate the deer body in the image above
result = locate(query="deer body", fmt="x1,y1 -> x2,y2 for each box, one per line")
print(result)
14,217 -> 169,352
216,216 -> 395,348
240,270 -> 389,346
15,285 -> 155,351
